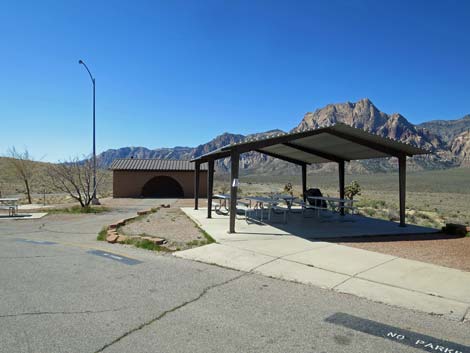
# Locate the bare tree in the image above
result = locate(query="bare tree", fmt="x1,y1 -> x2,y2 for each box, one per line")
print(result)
47,157 -> 104,208
6,147 -> 36,204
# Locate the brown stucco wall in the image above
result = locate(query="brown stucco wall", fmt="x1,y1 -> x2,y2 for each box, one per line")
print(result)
112,170 -> 208,198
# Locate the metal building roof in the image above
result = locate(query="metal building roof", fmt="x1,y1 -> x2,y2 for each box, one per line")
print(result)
191,123 -> 430,165
110,159 -> 207,171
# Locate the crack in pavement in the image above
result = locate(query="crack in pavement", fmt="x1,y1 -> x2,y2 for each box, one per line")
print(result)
462,306 -> 470,322
38,226 -> 98,235
94,273 -> 246,353
0,307 -> 127,319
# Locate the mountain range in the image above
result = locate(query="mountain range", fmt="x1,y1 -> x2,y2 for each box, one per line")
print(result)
98,98 -> 470,174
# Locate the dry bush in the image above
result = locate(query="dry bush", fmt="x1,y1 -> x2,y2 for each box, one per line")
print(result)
47,157 -> 106,207
5,147 -> 37,203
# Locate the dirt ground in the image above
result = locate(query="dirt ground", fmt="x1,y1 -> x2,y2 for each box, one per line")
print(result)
336,233 -> 470,272
119,200 -> 210,251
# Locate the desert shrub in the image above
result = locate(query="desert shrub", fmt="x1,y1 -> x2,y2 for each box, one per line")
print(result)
357,199 -> 386,209
345,180 -> 361,200
283,182 -> 293,196
387,209 -> 400,221
360,208 -> 377,217
97,227 -> 107,241
407,213 -> 417,224
415,212 -> 432,221
127,238 -> 171,252
219,185 -> 229,194
48,205 -> 109,214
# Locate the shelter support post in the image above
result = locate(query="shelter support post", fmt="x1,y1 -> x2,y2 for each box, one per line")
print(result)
229,150 -> 239,233
338,160 -> 345,216
194,161 -> 200,210
301,164 -> 307,202
399,155 -> 406,227
207,159 -> 214,218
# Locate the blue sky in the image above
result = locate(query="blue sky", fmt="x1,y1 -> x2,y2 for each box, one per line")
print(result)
1,0 -> 469,162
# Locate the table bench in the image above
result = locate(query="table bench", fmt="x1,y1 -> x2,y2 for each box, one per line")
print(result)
306,196 -> 357,216
0,198 -> 20,217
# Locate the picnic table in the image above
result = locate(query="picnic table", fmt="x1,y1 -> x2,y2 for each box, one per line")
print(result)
245,196 -> 289,222
0,198 -> 20,216
213,194 -> 231,214
307,196 -> 357,214
273,194 -> 299,211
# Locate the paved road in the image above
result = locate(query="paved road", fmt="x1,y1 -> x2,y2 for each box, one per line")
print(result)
0,200 -> 469,353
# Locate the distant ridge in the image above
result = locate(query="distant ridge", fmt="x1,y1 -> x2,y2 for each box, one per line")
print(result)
98,99 -> 469,174
418,114 -> 470,144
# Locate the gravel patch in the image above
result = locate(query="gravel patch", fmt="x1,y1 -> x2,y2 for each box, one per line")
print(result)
336,233 -> 470,272
119,206 -> 210,251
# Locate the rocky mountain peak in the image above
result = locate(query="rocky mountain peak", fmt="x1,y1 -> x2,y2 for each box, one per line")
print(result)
450,130 -> 470,166
294,99 -> 441,151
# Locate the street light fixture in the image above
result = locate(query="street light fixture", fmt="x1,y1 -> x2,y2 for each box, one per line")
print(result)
78,59 -> 100,205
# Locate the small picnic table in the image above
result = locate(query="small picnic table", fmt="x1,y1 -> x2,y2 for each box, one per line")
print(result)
245,196 -> 286,221
0,198 -> 20,216
307,196 -> 357,214
213,194 -> 231,214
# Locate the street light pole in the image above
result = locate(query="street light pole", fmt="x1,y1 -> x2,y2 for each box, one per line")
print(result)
78,59 -> 100,205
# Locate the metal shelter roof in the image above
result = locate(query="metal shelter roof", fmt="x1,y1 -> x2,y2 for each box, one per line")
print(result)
110,158 -> 207,171
191,123 -> 429,165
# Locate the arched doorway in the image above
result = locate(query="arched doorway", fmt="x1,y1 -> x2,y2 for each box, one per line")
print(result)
141,176 -> 184,198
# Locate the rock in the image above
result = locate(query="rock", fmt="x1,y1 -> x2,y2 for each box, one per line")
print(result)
141,236 -> 166,245
450,130 -> 470,167
106,233 -> 119,243
137,210 -> 149,216
116,235 -> 129,244
116,219 -> 127,227
444,223 -> 468,236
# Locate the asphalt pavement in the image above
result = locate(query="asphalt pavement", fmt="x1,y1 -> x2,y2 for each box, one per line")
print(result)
0,199 -> 468,353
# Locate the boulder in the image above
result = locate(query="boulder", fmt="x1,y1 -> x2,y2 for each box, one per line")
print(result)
106,233 -> 119,243
444,223 -> 468,236
141,236 -> 166,245
116,219 -> 127,227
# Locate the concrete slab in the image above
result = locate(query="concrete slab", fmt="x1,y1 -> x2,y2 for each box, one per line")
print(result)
358,258 -> 470,304
182,207 -> 437,241
0,213 -> 47,220
255,259 -> 350,289
224,237 -> 333,258
335,278 -> 470,321
179,207 -> 469,319
182,208 -> 291,243
283,245 -> 396,276
174,243 -> 275,272
18,204 -> 54,210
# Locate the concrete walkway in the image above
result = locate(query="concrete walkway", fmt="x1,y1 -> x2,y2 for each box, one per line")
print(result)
176,207 -> 470,321
0,212 -> 48,220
